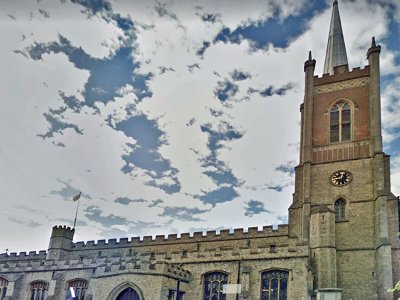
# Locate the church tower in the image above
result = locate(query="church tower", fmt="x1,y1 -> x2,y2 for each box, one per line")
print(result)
288,1 -> 399,299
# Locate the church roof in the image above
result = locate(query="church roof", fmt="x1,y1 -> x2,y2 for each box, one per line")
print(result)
323,0 -> 348,74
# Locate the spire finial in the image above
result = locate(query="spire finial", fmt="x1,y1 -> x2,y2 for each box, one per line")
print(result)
371,36 -> 376,47
304,50 -> 316,71
367,36 -> 381,59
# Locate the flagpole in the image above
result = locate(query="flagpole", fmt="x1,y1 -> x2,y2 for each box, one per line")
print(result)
73,198 -> 80,229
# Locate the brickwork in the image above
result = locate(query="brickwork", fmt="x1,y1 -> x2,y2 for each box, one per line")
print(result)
312,76 -> 370,147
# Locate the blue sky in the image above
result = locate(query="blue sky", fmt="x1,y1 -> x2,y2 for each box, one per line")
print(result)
1,0 -> 399,252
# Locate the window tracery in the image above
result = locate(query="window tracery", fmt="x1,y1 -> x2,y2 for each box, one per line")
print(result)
203,272 -> 228,300
330,101 -> 351,143
29,281 -> 48,300
66,279 -> 88,300
261,270 -> 288,300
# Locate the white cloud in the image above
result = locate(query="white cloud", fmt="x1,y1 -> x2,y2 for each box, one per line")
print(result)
0,0 -> 399,253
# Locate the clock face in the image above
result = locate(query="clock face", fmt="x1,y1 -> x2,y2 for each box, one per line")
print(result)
331,170 -> 352,186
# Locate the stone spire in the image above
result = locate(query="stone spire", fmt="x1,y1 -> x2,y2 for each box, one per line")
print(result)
323,0 -> 348,74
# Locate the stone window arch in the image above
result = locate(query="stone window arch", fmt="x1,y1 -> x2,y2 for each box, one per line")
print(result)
203,271 -> 228,300
116,288 -> 140,300
261,270 -> 289,300
0,277 -> 8,300
334,198 -> 346,222
29,281 -> 48,300
66,279 -> 88,300
329,100 -> 352,143
107,282 -> 143,300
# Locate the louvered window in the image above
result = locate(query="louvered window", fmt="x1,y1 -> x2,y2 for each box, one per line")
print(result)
330,102 -> 351,143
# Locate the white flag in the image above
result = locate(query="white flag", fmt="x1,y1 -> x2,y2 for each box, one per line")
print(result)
72,192 -> 81,201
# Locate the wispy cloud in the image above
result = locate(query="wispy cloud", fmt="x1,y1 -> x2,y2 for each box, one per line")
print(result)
160,206 -> 208,221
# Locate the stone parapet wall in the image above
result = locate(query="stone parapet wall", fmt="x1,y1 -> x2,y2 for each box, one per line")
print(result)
0,251 -> 47,262
71,225 -> 289,250
314,66 -> 370,86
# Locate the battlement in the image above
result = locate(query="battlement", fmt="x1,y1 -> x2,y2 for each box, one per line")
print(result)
71,225 -> 289,250
314,65 -> 370,86
0,223 -> 307,279
50,225 -> 75,239
0,237 -> 307,276
0,250 -> 47,261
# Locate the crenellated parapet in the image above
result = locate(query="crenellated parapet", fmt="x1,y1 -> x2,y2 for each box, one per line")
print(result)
315,65 -> 370,86
50,225 -> 75,238
0,250 -> 47,262
47,225 -> 75,260
0,224 -> 302,283
70,225 -> 289,251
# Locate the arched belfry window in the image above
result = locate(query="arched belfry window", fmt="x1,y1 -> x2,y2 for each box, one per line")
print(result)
203,272 -> 228,300
66,279 -> 88,300
0,277 -> 8,300
29,281 -> 48,300
261,270 -> 288,300
330,101 -> 351,143
335,198 -> 346,222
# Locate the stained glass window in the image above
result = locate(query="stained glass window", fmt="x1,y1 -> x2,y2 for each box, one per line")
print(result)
66,279 -> 88,300
203,272 -> 228,300
261,270 -> 288,300
0,277 -> 8,300
330,102 -> 351,143
335,198 -> 346,222
29,281 -> 48,300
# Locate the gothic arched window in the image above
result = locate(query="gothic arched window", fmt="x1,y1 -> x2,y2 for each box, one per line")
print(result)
335,198 -> 346,222
330,101 -> 351,143
66,279 -> 88,300
261,270 -> 288,300
0,277 -> 8,300
29,281 -> 48,300
203,272 -> 228,300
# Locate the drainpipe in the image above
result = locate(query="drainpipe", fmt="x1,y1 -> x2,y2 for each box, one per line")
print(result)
176,279 -> 180,300
236,260 -> 241,300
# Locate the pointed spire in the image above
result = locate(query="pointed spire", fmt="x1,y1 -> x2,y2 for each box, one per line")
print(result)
323,0 -> 348,74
